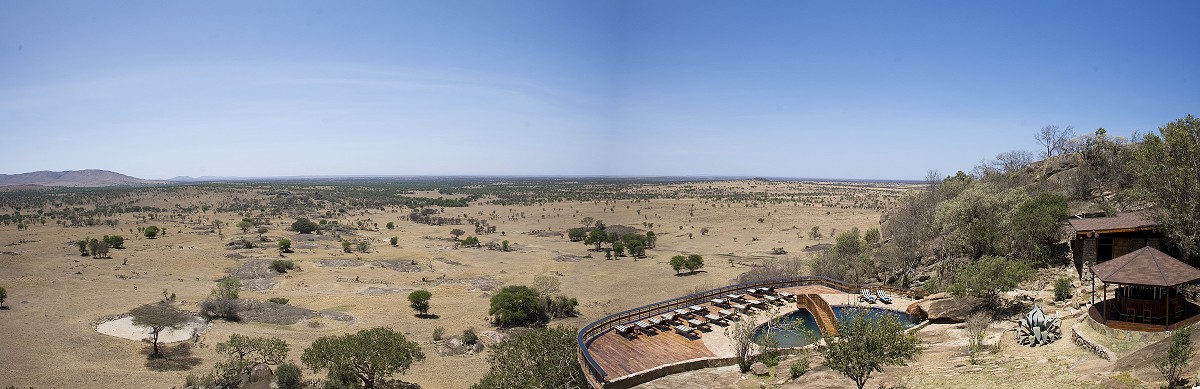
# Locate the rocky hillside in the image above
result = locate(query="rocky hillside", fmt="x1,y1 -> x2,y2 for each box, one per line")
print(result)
0,170 -> 161,187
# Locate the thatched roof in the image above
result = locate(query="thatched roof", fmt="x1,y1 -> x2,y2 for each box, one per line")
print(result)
1069,212 -> 1156,235
1092,247 -> 1200,287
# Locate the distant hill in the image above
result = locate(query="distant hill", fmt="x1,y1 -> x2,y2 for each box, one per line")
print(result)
0,170 -> 161,187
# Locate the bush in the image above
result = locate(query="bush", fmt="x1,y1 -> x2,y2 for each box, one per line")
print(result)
1158,326 -> 1194,388
790,352 -> 811,379
144,225 -> 160,238
463,327 -> 479,346
471,326 -> 583,388
433,327 -> 445,341
291,218 -> 318,234
278,238 -> 293,253
268,297 -> 289,305
489,285 -> 545,327
271,259 -> 295,273
1054,277 -> 1073,301
275,362 -> 303,389
947,256 -> 1034,303
408,290 -> 432,316
104,235 -> 125,249
390,236 -> 398,246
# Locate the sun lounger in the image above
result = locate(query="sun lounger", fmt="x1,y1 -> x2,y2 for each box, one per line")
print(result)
662,312 -> 676,322
674,325 -> 695,336
635,320 -> 652,330
648,316 -> 663,326
875,290 -> 892,304
674,308 -> 691,316
764,295 -> 779,303
860,289 -> 877,303
704,313 -> 722,322
718,309 -> 734,317
615,324 -> 632,334
731,303 -> 748,311
726,293 -> 743,301
688,305 -> 704,312
778,291 -> 794,300
710,298 -> 727,306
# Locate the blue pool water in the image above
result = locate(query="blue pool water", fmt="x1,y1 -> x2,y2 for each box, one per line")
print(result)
752,306 -> 917,348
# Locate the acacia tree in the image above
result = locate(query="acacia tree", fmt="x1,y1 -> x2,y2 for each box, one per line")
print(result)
584,229 -> 607,251
489,285 -> 544,327
144,225 -> 160,238
301,327 -> 425,389
129,303 -> 191,357
1157,326 -> 1194,389
684,254 -> 704,274
1131,114 -> 1200,263
471,326 -> 585,389
450,228 -> 466,240
669,255 -> 686,274
215,334 -> 289,383
408,290 -> 432,317
820,307 -> 920,389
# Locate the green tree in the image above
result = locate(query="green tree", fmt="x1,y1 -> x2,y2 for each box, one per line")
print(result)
385,222 -> 395,230
501,240 -> 509,251
684,254 -> 705,274
460,236 -> 480,247
144,225 -> 160,238
1009,192 -> 1068,263
408,290 -> 432,316
471,326 -> 585,389
237,220 -> 254,233
645,230 -> 657,249
270,260 -> 295,273
934,184 -> 1027,259
390,236 -> 399,246
820,307 -> 921,389
300,327 -> 425,389
567,228 -> 585,242
291,218 -> 318,234
450,228 -> 466,240
104,235 -> 125,249
275,362 -> 303,389
76,239 -> 89,256
1157,326 -> 1194,389
342,240 -> 352,253
584,229 -> 608,251
214,276 -> 241,300
0,286 -> 7,309
277,238 -> 293,253
215,334 -> 289,383
130,303 -> 191,357
612,241 -> 625,256
489,285 -> 545,327
863,228 -> 881,245
948,255 -> 1034,304
670,255 -> 687,274
1132,114 -> 1200,263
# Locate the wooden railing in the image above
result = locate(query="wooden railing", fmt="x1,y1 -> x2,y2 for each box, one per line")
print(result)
576,275 -> 919,388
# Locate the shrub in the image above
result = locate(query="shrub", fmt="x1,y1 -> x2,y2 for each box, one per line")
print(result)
408,290 -> 432,316
271,259 -> 295,273
471,326 -> 583,388
275,362 -> 303,389
268,297 -> 289,305
385,222 -> 395,230
390,236 -> 398,246
144,225 -> 160,238
790,352 -> 811,379
104,235 -> 125,249
277,238 -> 293,253
463,328 -> 479,346
1157,326 -> 1194,388
433,327 -> 445,341
291,218 -> 318,234
301,327 -> 425,389
489,285 -> 545,327
947,256 -> 1034,304
1053,277 -> 1073,301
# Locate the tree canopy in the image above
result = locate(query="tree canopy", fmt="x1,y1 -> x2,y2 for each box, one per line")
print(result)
471,326 -> 585,389
300,327 -> 425,389
215,334 -> 289,383
291,218 -> 318,234
408,290 -> 432,316
489,285 -> 545,327
947,255 -> 1034,303
1132,114 -> 1200,262
820,307 -> 921,389
129,303 -> 191,357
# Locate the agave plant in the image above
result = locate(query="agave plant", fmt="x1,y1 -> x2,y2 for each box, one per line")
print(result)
1016,305 -> 1061,346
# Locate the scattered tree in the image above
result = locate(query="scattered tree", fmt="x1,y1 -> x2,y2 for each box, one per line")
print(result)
144,225 -> 160,239
385,222 -> 395,230
215,334 -> 289,383
301,327 -> 426,389
291,218 -> 318,234
270,259 -> 295,273
237,220 -> 254,233
820,307 -> 921,389
471,326 -> 585,389
0,286 -> 7,309
129,303 -> 192,357
489,285 -> 545,327
584,229 -> 608,251
275,362 -> 303,389
450,228 -> 466,240
1035,124 -> 1076,158
390,236 -> 399,246
669,255 -> 687,274
277,238 -> 293,253
408,290 -> 432,316
532,275 -> 561,296
460,236 -> 480,247
684,254 -> 704,274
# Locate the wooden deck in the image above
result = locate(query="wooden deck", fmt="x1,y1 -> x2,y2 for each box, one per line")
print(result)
1089,301 -> 1200,332
585,285 -> 842,380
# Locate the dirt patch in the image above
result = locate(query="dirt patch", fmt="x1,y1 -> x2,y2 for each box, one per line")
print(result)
465,276 -> 502,292
527,230 -> 563,238
554,254 -> 588,262
803,243 -> 833,252
372,259 -> 423,272
226,260 -> 279,291
435,258 -> 465,266
359,287 -> 411,296
95,316 -> 207,343
319,259 -> 366,267
232,299 -> 355,325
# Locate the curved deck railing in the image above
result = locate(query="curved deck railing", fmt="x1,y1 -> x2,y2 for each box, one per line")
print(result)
576,275 -> 920,388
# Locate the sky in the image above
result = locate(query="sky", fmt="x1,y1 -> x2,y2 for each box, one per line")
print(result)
1,1 -> 1197,180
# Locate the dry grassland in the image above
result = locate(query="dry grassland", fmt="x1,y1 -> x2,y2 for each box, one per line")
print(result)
0,179 -> 901,388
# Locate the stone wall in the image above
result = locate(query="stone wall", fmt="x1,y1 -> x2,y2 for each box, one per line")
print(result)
1071,322 -> 1115,360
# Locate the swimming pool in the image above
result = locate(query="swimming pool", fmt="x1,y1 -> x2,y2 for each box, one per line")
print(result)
752,306 -> 917,348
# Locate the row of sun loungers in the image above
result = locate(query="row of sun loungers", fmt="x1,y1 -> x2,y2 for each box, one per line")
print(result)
859,289 -> 893,304
617,287 -> 798,339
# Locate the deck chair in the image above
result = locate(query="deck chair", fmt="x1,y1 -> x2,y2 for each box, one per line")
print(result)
875,290 -> 892,304
860,289 -> 877,303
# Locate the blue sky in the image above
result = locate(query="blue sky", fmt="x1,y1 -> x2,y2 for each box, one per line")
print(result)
1,1 -> 1197,180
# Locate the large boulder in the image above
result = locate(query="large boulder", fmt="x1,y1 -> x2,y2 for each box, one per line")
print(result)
914,293 -> 975,323
750,362 -> 770,376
